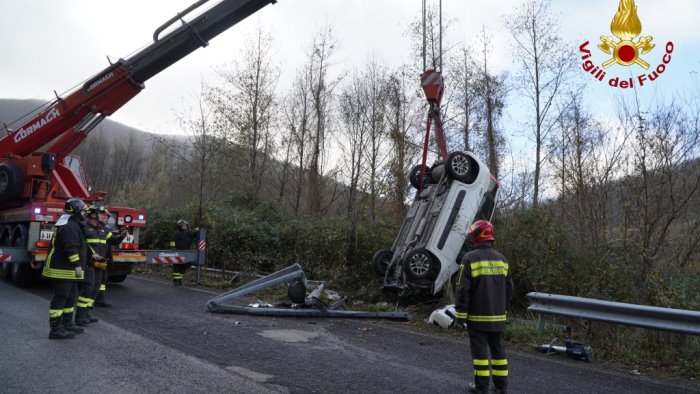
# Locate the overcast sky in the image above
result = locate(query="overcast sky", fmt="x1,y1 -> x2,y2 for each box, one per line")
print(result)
1,0 -> 699,136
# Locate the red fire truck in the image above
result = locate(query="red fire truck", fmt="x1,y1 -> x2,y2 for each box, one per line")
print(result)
0,0 -> 276,285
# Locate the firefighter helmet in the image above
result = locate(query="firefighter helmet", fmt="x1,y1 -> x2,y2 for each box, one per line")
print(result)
177,219 -> 188,227
64,198 -> 87,216
468,220 -> 495,244
87,204 -> 107,215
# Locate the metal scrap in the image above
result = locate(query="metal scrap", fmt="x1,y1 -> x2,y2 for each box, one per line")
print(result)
206,264 -> 410,320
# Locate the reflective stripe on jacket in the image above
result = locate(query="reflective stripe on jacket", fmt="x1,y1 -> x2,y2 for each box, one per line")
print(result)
455,243 -> 513,332
85,224 -> 125,257
43,215 -> 87,281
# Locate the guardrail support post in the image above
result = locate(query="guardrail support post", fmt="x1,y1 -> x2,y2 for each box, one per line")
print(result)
196,228 -> 206,286
537,315 -> 546,336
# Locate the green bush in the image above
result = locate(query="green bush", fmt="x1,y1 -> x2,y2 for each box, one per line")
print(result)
141,201 -> 398,293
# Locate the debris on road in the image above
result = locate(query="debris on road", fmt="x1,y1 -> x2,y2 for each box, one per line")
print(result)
427,304 -> 457,328
207,264 -> 410,320
534,338 -> 593,362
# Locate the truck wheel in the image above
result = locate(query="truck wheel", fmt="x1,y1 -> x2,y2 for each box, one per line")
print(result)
11,263 -> 35,287
11,224 -> 33,287
402,248 -> 439,280
0,162 -> 25,202
445,151 -> 473,183
0,225 -> 12,280
409,164 -> 432,189
1,262 -> 11,280
108,274 -> 127,283
371,249 -> 393,276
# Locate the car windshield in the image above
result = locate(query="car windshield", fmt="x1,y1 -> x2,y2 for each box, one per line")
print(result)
474,177 -> 499,222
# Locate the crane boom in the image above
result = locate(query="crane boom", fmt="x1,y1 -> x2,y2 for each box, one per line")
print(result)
0,0 -> 276,159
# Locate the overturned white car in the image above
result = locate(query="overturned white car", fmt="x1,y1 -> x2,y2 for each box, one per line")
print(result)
373,151 -> 498,297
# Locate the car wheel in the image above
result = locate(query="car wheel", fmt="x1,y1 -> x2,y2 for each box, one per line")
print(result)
409,164 -> 432,189
445,151 -> 472,182
371,249 -> 393,276
402,248 -> 438,280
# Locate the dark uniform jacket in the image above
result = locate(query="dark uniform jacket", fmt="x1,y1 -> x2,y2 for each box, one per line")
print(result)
455,242 -> 513,332
170,229 -> 198,250
42,214 -> 88,281
85,223 -> 126,261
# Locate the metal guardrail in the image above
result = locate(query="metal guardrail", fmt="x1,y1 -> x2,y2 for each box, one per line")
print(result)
527,292 -> 700,336
207,264 -> 410,320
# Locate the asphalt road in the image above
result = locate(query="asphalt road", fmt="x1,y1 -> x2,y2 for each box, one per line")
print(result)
1,275 -> 698,394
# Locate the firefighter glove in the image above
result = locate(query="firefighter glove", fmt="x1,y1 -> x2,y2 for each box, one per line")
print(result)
92,253 -> 103,261
75,266 -> 83,278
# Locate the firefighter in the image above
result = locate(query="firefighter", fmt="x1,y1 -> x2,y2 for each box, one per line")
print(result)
169,219 -> 198,286
87,205 -> 127,310
455,220 -> 513,394
75,205 -> 104,326
42,198 -> 89,339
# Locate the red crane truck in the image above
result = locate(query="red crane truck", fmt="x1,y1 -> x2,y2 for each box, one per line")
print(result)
0,0 -> 277,286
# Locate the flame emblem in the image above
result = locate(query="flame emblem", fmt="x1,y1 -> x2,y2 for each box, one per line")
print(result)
598,0 -> 654,69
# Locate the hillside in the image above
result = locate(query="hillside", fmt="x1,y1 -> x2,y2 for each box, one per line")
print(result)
0,98 -> 168,150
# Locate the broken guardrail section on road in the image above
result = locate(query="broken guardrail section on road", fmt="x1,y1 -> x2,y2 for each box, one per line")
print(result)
206,263 -> 410,320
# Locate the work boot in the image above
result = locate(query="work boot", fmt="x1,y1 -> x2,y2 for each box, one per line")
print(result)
173,279 -> 182,286
85,310 -> 99,323
467,382 -> 489,394
49,317 -> 75,340
75,307 -> 92,326
62,312 -> 84,334
96,291 -> 112,307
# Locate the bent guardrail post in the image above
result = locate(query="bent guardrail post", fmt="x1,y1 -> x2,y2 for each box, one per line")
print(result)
207,263 -> 306,309
195,228 -> 206,286
527,292 -> 700,336
206,263 -> 410,320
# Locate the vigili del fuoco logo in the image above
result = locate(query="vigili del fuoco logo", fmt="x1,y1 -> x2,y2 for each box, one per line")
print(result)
578,0 -> 674,89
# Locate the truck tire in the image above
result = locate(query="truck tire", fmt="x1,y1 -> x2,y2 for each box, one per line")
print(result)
108,274 -> 127,283
402,248 -> 439,280
445,151 -> 474,183
1,262 -> 11,280
11,224 -> 33,287
0,162 -> 25,202
0,225 -> 12,280
371,249 -> 393,276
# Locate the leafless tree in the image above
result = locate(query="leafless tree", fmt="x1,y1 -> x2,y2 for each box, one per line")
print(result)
360,57 -> 390,222
617,96 -> 700,302
338,71 -> 370,219
506,0 -> 576,206
385,66 -> 422,220
448,45 -> 480,151
276,93 -> 299,206
304,26 -> 340,215
208,27 -> 280,202
474,28 -> 507,180
154,88 -> 225,224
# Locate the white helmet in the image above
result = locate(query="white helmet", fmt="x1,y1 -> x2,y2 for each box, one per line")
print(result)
428,304 -> 457,328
